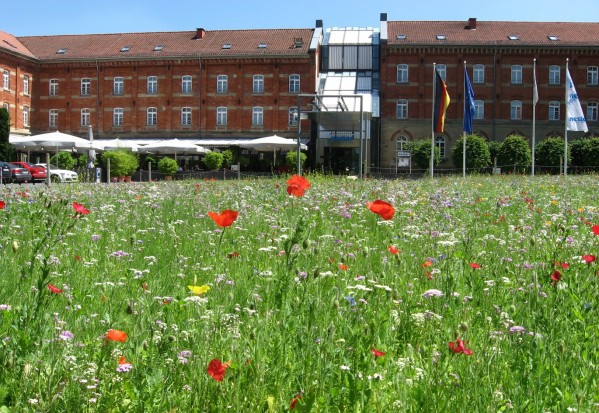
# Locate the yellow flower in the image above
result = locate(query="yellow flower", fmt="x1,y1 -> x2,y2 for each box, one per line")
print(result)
188,285 -> 210,295
551,200 -> 558,206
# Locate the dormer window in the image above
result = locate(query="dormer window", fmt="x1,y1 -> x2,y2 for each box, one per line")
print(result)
153,45 -> 164,51
548,35 -> 559,41
222,43 -> 232,49
508,35 -> 519,40
436,34 -> 446,40
120,46 -> 131,52
258,43 -> 267,49
396,34 -> 406,40
293,37 -> 303,48
56,48 -> 68,54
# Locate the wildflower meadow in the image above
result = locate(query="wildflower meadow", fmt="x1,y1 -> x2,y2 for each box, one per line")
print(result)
1,174 -> 599,412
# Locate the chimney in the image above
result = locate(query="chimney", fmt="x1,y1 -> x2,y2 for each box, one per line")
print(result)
466,18 -> 477,30
380,13 -> 388,22
316,19 -> 323,28
195,28 -> 206,39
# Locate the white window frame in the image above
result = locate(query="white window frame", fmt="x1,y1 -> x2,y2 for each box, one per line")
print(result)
217,75 -> 228,94
511,100 -> 522,120
587,102 -> 598,122
288,107 -> 299,125
396,136 -> 409,151
113,108 -> 123,126
511,65 -> 522,85
252,106 -> 264,126
23,75 -> 30,95
216,106 -> 227,126
181,75 -> 192,95
3,70 -> 9,90
396,64 -> 408,83
253,75 -> 264,93
81,78 -> 91,96
473,64 -> 485,84
396,99 -> 408,119
588,66 -> 598,86
23,106 -> 29,127
549,100 -> 560,121
549,65 -> 560,85
80,108 -> 90,126
436,64 -> 447,81
114,77 -> 124,95
289,74 -> 300,93
49,109 -> 58,128
147,107 -> 157,125
49,79 -> 58,96
435,135 -> 446,158
181,107 -> 192,125
147,76 -> 157,94
474,99 -> 484,119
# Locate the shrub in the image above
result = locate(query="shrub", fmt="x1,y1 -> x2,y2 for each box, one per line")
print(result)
535,136 -> 567,173
406,139 -> 440,170
157,157 -> 179,175
497,135 -> 531,173
488,141 -> 502,164
51,152 -> 77,170
451,134 -> 491,172
285,151 -> 307,172
570,137 -> 599,167
203,152 -> 224,170
101,150 -> 138,177
0,108 -> 12,161
221,149 -> 234,169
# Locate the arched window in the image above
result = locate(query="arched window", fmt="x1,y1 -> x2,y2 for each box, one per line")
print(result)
181,75 -> 192,94
510,100 -> 522,120
396,99 -> 408,119
435,136 -> 446,158
147,107 -> 157,125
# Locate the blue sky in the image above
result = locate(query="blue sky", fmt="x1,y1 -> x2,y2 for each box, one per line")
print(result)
3,0 -> 598,36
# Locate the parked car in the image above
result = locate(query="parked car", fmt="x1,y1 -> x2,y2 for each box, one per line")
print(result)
0,161 -> 32,183
0,162 -> 11,183
36,163 -> 78,183
11,161 -> 48,182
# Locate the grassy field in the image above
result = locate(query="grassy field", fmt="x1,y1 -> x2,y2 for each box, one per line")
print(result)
1,174 -> 599,412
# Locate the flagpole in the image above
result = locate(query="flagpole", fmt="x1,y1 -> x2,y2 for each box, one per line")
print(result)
463,61 -> 467,178
530,59 -> 538,176
431,63 -> 436,179
564,57 -> 570,176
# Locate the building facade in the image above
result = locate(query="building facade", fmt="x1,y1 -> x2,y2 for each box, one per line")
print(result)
1,15 -> 598,172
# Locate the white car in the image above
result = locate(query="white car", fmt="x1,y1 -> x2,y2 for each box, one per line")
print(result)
36,163 -> 79,183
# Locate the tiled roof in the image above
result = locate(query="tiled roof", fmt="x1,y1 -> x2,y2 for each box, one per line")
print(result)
387,20 -> 599,46
14,28 -> 314,61
0,30 -> 37,59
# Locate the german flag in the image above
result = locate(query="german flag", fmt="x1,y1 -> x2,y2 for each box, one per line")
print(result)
433,69 -> 450,133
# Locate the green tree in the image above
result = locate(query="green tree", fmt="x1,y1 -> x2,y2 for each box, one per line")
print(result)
535,136 -> 567,174
157,157 -> 179,175
488,141 -> 502,165
285,150 -> 307,172
51,152 -> 77,170
203,152 -> 224,170
570,137 -> 599,168
406,139 -> 440,170
497,135 -> 531,173
101,150 -> 138,177
0,107 -> 12,161
451,134 -> 491,172
221,149 -> 234,168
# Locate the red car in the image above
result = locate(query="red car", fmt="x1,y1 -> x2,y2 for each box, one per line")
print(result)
12,162 -> 48,182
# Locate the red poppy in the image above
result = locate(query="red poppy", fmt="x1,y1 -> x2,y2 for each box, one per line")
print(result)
286,174 -> 311,197
118,356 -> 129,365
338,263 -> 348,271
448,338 -> 473,355
72,202 -> 90,215
422,260 -> 433,268
469,263 -> 481,269
388,245 -> 400,255
551,270 -> 562,285
208,210 -> 239,228
47,284 -> 63,294
367,200 -> 395,220
583,255 -> 596,264
0,201 -> 5,210
290,394 -> 302,411
593,225 -> 599,236
555,261 -> 570,270
105,329 -> 128,343
207,358 -> 229,382
370,348 -> 386,357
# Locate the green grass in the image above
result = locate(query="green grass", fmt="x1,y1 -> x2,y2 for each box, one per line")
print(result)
1,174 -> 599,412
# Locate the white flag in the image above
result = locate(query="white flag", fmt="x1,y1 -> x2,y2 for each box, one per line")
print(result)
566,68 -> 588,132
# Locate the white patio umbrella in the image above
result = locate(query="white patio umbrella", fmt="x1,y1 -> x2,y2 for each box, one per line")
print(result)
10,131 -> 103,152
96,138 -> 140,152
139,138 -> 210,159
237,134 -> 307,164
